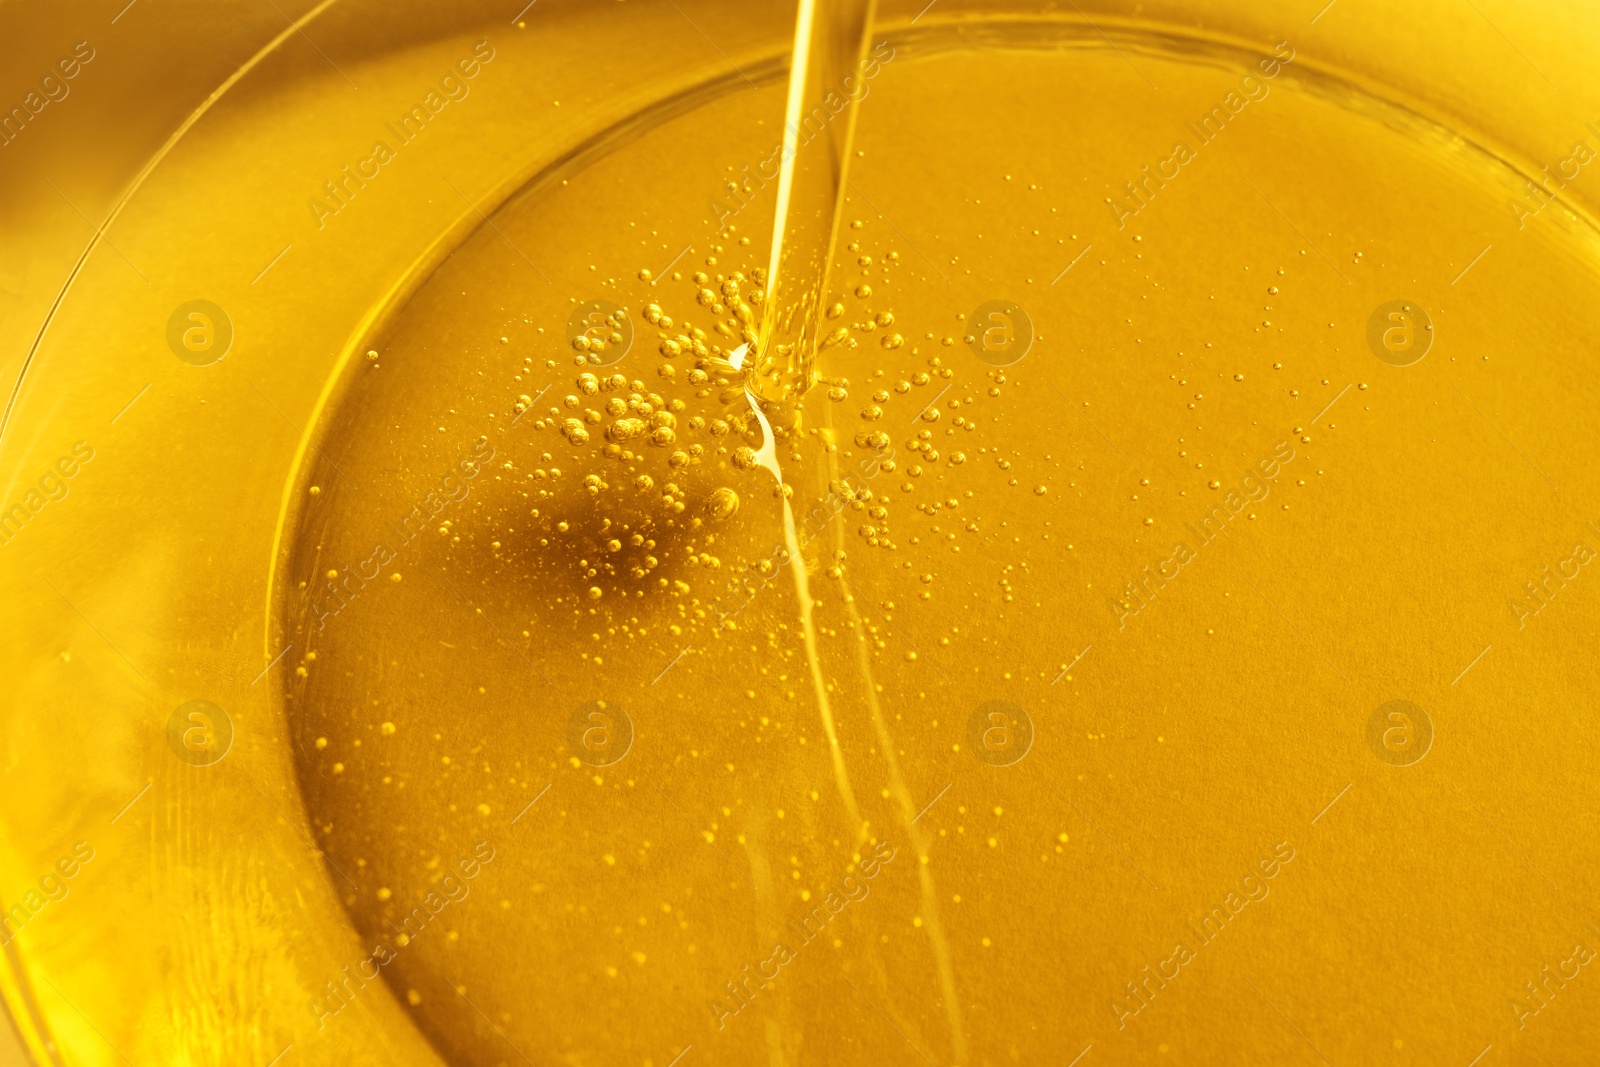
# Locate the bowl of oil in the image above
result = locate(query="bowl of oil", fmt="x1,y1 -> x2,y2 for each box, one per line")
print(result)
3,1 -> 1599,1064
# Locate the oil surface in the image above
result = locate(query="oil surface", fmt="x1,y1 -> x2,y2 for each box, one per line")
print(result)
284,24 -> 1600,1067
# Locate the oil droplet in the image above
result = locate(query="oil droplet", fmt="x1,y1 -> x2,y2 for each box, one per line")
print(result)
707,487 -> 740,521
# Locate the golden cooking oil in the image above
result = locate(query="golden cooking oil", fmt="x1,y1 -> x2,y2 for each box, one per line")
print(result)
4,6 -> 1600,1067
278,20 -> 1600,1067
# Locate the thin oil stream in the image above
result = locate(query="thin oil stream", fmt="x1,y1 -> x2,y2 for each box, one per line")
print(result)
824,424 -> 969,1065
758,0 -> 879,396
750,0 -> 967,1057
743,0 -> 880,838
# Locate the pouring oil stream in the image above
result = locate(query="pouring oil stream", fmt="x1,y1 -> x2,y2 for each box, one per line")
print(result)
735,0 -> 880,840
756,0 -> 879,397
737,0 -> 969,1057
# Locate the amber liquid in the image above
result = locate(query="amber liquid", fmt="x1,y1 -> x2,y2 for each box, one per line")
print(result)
281,20 -> 1600,1067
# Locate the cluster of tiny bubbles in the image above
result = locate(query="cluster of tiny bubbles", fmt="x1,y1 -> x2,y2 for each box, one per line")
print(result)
566,299 -> 633,366
513,227 -> 1033,625
507,267 -> 797,618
